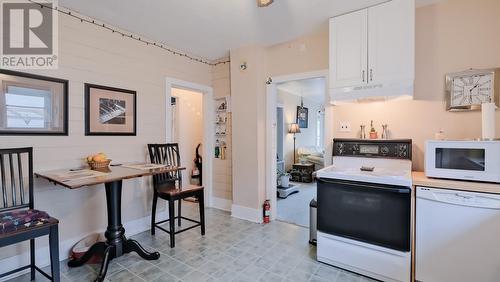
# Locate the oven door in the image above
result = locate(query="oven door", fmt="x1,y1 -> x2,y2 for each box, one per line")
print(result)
317,178 -> 411,252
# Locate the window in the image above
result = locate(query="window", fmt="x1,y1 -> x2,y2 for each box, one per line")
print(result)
0,70 -> 68,135
5,85 -> 51,129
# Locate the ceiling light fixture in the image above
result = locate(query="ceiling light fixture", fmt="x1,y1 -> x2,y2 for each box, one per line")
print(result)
257,0 -> 273,7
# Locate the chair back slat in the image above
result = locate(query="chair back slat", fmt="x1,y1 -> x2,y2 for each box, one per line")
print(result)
18,152 -> 25,205
0,148 -> 33,212
147,143 -> 182,186
0,155 -> 7,207
9,154 -> 16,206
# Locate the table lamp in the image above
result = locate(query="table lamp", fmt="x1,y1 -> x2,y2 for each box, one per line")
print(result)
289,123 -> 301,164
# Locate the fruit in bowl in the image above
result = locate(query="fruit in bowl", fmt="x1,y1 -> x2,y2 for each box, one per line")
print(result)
86,153 -> 111,169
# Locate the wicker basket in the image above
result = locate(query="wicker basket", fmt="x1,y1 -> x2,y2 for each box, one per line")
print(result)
87,159 -> 111,170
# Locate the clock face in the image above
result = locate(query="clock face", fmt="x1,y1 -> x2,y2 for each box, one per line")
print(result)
451,73 -> 493,107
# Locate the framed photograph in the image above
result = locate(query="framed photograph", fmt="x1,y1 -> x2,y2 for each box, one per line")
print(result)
85,83 -> 136,136
296,106 -> 308,128
0,69 -> 68,135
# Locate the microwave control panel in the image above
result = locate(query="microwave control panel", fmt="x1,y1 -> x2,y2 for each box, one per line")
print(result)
333,138 -> 412,160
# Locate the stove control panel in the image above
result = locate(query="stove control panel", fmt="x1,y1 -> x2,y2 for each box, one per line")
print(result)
333,138 -> 412,160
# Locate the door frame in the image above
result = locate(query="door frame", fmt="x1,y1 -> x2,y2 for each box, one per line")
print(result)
266,69 -> 331,220
166,77 -> 214,207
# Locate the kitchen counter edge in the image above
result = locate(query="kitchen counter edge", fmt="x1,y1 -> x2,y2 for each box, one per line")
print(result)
412,171 -> 500,195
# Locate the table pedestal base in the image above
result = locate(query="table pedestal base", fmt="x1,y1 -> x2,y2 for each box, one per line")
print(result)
67,180 -> 159,281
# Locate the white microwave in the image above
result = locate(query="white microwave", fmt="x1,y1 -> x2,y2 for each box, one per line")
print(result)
425,140 -> 500,183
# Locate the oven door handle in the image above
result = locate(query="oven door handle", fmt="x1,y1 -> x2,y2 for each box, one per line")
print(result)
318,178 -> 411,194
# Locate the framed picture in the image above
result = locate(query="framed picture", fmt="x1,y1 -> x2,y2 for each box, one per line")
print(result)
0,69 -> 68,135
85,83 -> 136,136
296,106 -> 308,128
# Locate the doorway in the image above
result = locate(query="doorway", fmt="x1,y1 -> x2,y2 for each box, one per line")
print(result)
171,88 -> 204,188
266,70 -> 332,226
166,78 -> 214,207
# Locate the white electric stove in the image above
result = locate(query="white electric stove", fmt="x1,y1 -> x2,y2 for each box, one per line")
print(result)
316,139 -> 413,282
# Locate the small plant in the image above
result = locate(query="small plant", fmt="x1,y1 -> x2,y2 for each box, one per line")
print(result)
277,168 -> 291,188
277,167 -> 288,177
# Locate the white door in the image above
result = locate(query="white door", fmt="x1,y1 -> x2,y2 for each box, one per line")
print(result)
329,9 -> 368,88
367,0 -> 414,84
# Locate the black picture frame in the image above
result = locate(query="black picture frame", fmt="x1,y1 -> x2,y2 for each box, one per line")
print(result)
0,69 -> 69,136
296,106 -> 308,128
84,83 -> 137,136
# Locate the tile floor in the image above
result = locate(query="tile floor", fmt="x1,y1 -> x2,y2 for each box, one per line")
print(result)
7,203 -> 376,282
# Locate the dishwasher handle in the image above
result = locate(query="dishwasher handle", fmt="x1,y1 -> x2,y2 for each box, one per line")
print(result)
417,187 -> 500,209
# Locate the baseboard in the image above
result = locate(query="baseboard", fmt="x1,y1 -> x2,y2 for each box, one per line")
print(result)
0,211 -> 168,281
231,204 -> 262,223
211,196 -> 232,211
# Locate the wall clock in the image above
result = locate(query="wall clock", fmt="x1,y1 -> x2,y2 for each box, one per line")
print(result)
445,68 -> 499,111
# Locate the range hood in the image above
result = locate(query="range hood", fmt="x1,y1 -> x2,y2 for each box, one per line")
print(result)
329,79 -> 414,105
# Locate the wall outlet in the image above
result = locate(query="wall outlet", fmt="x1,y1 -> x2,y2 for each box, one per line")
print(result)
339,121 -> 351,132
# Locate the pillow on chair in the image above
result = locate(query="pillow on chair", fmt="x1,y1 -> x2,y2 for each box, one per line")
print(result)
0,209 -> 50,232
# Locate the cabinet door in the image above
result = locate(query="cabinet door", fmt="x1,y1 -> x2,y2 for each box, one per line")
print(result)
329,9 -> 368,88
368,0 -> 414,84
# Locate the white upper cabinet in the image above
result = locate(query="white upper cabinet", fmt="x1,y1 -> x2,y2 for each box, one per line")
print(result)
368,0 -> 415,84
329,0 -> 415,103
329,9 -> 368,88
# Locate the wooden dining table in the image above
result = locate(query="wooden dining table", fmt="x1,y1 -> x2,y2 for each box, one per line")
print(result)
35,164 -> 185,282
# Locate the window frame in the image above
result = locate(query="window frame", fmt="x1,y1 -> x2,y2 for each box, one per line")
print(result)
0,69 -> 68,136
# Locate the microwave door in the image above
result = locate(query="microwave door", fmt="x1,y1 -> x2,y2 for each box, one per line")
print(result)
435,148 -> 485,171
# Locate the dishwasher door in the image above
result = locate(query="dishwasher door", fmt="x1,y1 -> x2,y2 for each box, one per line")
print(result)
416,187 -> 500,282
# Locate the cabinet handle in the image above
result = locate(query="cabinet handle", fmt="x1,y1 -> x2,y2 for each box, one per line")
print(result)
362,70 -> 365,82
370,69 -> 373,81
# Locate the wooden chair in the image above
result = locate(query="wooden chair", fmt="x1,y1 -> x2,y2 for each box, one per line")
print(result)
147,143 -> 205,248
0,147 -> 60,281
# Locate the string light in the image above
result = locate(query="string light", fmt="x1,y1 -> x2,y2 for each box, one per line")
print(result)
28,0 -> 230,66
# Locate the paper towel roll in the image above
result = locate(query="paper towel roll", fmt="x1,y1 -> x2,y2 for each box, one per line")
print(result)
482,102 -> 497,139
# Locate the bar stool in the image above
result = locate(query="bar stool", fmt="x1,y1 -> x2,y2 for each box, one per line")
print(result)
147,143 -> 205,248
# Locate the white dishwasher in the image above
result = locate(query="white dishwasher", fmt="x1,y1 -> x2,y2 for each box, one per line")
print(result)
416,186 -> 500,282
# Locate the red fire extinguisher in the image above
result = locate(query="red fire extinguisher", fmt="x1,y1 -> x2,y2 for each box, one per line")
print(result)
263,200 -> 271,224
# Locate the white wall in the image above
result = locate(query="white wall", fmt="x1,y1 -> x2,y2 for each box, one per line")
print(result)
0,12 -> 211,267
172,88 -> 203,187
277,89 -> 322,170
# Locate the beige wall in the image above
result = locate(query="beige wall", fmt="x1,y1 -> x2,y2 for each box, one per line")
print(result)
172,88 -> 203,187
278,90 -> 323,170
230,32 -> 330,213
267,27 -> 329,77
230,45 -> 268,213
0,14 -> 211,262
333,0 -> 500,171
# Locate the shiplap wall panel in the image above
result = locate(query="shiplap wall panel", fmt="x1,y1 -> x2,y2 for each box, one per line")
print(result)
210,63 -> 232,201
